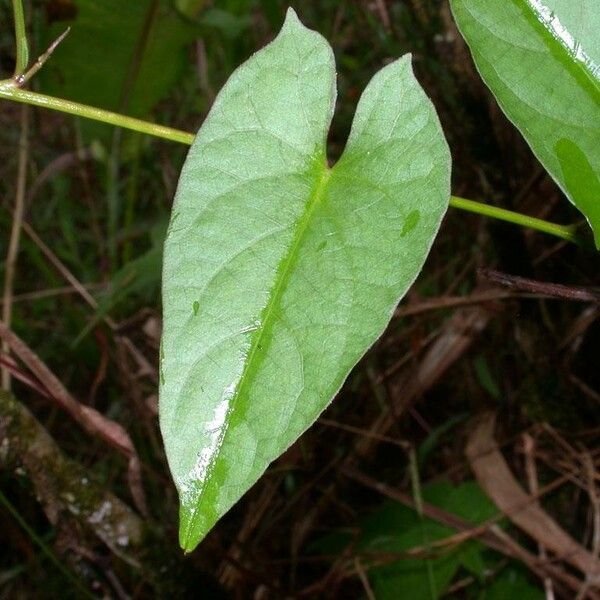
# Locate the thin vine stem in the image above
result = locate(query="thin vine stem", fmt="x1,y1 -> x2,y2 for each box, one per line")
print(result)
0,84 -> 581,245
449,196 -> 580,245
11,0 -> 29,77
0,84 -> 195,145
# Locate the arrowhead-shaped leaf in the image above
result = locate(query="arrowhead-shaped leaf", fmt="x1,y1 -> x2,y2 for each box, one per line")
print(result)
451,0 -> 600,248
160,9 -> 450,552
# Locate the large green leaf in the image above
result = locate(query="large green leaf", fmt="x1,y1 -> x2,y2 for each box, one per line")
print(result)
160,9 -> 450,552
451,0 -> 600,247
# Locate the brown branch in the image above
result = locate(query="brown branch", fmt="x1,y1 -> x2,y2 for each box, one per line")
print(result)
2,104 -> 29,389
478,268 -> 600,303
0,320 -> 147,515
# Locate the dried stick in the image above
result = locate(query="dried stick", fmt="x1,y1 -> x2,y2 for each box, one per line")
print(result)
479,268 -> 600,303
467,413 -> 600,579
2,104 -> 29,389
523,433 -> 555,599
0,320 -> 147,515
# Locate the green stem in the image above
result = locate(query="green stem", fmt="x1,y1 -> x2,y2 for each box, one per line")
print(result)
11,0 -> 29,77
0,84 -> 195,145
0,83 -> 581,245
450,196 -> 580,245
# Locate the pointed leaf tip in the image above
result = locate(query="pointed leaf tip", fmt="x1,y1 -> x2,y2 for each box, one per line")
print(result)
284,6 -> 300,24
281,7 -> 316,38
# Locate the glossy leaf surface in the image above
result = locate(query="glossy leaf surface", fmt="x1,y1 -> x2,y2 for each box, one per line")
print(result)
160,9 -> 450,551
451,0 -> 600,247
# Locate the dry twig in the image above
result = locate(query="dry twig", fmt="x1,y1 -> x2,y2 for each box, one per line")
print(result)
0,320 -> 147,515
467,412 -> 600,580
479,268 -> 600,304
2,105 -> 29,390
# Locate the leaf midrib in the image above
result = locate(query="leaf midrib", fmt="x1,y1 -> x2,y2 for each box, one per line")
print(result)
182,157 -> 331,548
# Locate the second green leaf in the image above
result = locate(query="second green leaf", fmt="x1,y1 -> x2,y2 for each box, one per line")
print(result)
451,0 -> 600,247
